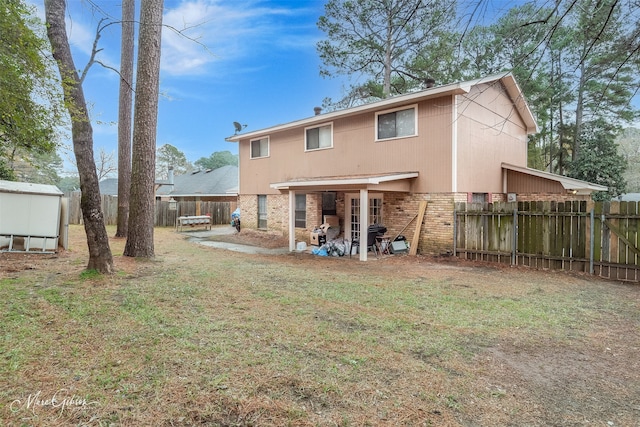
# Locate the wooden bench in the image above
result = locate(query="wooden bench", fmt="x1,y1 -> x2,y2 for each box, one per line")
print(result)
177,215 -> 212,232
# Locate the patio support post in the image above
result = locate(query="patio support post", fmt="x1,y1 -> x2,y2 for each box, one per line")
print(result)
288,190 -> 296,252
359,189 -> 369,261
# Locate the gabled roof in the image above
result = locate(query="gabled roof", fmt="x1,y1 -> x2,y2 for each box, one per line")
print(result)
156,165 -> 238,197
226,73 -> 538,142
502,163 -> 608,194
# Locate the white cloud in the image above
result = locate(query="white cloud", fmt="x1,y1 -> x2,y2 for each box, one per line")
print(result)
160,0 -> 318,76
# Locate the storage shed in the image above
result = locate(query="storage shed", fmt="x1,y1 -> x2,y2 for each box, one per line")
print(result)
0,180 -> 65,253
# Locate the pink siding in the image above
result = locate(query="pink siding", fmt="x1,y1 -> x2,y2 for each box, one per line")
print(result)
455,82 -> 529,193
239,97 -> 454,194
506,170 -> 565,193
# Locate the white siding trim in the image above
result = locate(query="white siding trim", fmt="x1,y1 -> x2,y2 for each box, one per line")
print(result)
288,190 -> 296,251
359,189 -> 368,261
451,94 -> 458,192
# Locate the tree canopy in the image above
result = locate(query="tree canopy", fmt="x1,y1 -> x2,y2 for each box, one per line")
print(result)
0,0 -> 64,180
194,150 -> 238,170
569,119 -> 627,200
156,143 -> 193,179
617,128 -> 640,193
317,0 -> 456,103
317,0 -> 640,194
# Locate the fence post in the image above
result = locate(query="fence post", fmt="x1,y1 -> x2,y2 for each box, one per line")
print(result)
590,208 -> 595,275
512,208 -> 518,266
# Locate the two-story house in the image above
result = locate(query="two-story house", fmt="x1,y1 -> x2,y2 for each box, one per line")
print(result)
227,73 -> 605,260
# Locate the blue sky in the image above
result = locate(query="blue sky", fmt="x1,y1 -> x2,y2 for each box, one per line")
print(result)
39,0 -> 346,174
36,0 -> 639,176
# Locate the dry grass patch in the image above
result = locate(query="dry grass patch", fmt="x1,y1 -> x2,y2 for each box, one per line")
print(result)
0,225 -> 638,426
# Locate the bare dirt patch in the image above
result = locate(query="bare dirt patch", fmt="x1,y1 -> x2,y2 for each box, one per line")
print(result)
205,227 -> 290,249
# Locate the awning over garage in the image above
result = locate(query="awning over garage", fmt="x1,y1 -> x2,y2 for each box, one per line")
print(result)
502,163 -> 608,195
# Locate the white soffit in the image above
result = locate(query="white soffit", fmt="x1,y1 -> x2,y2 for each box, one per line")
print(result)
270,172 -> 419,190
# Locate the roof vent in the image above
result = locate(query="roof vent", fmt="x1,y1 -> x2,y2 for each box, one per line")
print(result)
314,106 -> 322,115
425,78 -> 436,88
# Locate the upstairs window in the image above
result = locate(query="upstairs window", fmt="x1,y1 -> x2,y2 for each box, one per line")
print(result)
376,105 -> 417,140
251,137 -> 269,159
305,123 -> 333,151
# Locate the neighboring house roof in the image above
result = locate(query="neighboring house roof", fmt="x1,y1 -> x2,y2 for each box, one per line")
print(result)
156,165 -> 238,197
502,163 -> 608,194
98,178 -> 119,196
227,72 -> 538,142
0,180 -> 63,196
617,193 -> 640,201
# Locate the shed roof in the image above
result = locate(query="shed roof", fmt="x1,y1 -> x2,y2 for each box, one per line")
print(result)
226,73 -> 538,142
0,180 -> 63,196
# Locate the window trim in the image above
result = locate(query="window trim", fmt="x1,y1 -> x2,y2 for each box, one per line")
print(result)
304,122 -> 334,152
375,104 -> 418,142
250,136 -> 270,159
294,194 -> 306,228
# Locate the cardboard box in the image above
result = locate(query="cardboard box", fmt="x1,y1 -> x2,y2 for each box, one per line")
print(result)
324,215 -> 339,227
310,231 -> 326,246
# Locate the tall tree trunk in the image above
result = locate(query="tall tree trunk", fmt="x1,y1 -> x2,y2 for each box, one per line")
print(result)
124,0 -> 164,258
45,0 -> 114,273
115,0 -> 135,237
573,61 -> 587,162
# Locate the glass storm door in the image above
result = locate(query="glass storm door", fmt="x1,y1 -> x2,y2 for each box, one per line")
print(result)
257,195 -> 267,229
345,193 -> 383,240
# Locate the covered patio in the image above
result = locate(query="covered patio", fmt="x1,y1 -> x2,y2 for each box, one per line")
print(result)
270,172 -> 419,261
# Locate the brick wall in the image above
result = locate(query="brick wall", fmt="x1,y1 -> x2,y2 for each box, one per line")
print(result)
384,193 -> 461,255
238,195 -> 258,229
240,191 -> 594,255
267,194 -> 288,236
239,193 -> 316,241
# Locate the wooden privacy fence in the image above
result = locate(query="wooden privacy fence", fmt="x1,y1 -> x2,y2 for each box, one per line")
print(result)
66,194 -> 232,227
454,201 -> 640,282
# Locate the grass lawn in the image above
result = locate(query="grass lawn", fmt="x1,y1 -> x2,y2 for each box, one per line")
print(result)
1,225 -> 639,426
